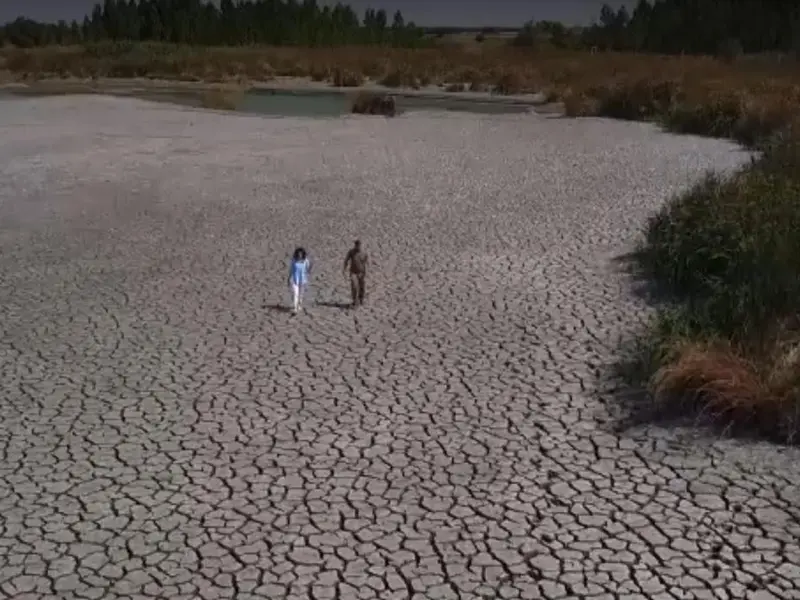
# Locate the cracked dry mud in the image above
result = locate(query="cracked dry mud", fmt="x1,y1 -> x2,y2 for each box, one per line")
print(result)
1,96 -> 799,600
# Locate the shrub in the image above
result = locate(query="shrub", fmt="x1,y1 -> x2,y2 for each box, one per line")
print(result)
663,91 -> 746,138
332,67 -> 363,87
561,89 -> 597,116
380,67 -> 419,89
493,71 -> 526,94
446,66 -> 487,90
594,78 -> 682,120
638,158 -> 800,341
309,66 -> 329,81
350,91 -> 396,116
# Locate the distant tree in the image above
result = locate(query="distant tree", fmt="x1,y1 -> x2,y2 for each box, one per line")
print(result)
81,16 -> 92,41
391,10 -> 404,30
599,3 -> 617,28
139,1 -> 162,41
793,17 -> 800,59
511,20 -> 538,47
717,37 -> 743,62
69,20 -> 82,43
54,20 -> 68,44
101,0 -> 121,39
628,0 -> 652,51
90,4 -> 106,40
375,9 -> 387,29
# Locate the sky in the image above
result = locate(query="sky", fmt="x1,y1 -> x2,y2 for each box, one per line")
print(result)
0,1 -> 627,28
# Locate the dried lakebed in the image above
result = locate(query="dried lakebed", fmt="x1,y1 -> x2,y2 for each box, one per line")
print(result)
0,95 -> 798,599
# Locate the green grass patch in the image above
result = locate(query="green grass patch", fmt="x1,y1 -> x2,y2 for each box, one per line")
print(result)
622,136 -> 800,443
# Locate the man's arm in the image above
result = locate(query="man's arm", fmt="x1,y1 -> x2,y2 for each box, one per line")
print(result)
342,250 -> 351,274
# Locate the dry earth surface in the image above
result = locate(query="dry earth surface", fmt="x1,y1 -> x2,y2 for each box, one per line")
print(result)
1,96 -> 799,600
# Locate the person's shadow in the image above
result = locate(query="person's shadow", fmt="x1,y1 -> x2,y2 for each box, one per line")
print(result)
265,303 -> 292,313
265,302 -> 351,312
315,301 -> 351,310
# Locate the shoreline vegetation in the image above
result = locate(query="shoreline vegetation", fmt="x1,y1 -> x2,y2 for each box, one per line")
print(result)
2,43 -> 799,122
3,0 -> 800,443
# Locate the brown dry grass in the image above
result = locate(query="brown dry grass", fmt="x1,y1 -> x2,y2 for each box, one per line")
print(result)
332,67 -> 363,87
2,44 -> 798,114
650,340 -> 800,442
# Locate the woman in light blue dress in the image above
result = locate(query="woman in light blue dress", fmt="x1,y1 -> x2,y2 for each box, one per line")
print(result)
288,247 -> 311,313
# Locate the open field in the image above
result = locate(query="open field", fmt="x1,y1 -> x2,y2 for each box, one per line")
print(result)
3,95 -> 800,598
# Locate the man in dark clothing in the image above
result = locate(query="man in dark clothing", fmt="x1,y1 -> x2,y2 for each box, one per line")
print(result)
343,240 -> 368,307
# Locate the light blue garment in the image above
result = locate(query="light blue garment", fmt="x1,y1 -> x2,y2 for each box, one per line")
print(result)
290,258 -> 310,286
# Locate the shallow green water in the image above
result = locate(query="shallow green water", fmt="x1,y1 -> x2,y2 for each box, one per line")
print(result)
240,89 -> 530,117
240,90 -> 351,117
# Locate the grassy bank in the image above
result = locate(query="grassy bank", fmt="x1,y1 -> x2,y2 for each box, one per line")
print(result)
2,42 -> 800,100
621,136 -> 800,443
588,83 -> 800,442
4,42 -> 800,442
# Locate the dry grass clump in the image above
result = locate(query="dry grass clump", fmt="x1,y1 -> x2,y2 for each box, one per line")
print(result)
560,88 -> 597,116
650,340 -> 800,442
492,70 -> 527,95
380,66 -> 422,89
308,66 -> 330,81
437,67 -> 489,92
332,67 -> 363,87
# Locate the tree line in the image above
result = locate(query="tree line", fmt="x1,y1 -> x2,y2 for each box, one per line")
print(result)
581,0 -> 800,55
512,0 -> 800,56
3,0 -> 799,56
0,0 -> 425,48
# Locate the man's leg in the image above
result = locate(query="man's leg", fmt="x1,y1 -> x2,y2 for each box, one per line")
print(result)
358,275 -> 366,305
350,274 -> 359,307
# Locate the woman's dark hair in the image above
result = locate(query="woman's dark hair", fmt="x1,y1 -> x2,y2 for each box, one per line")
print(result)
293,247 -> 307,261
